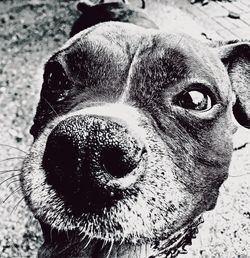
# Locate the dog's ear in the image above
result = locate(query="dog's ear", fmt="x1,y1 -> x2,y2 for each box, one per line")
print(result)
218,41 -> 250,128
77,1 -> 93,12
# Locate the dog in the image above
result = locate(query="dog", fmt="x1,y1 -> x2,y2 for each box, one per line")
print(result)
20,0 -> 250,257
70,0 -> 158,37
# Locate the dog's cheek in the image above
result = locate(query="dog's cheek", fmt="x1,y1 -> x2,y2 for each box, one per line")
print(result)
151,108 -> 232,193
133,125 -> 203,231
144,171 -> 203,234
183,126 -> 232,192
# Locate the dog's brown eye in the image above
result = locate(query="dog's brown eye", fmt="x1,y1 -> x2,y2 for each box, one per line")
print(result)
176,90 -> 212,111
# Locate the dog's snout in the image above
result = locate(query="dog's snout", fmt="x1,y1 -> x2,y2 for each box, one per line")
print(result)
42,115 -> 145,212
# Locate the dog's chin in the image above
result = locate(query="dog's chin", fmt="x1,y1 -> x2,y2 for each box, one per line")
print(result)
38,216 -> 204,258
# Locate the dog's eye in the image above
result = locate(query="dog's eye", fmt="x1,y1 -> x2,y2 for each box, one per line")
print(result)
176,90 -> 212,111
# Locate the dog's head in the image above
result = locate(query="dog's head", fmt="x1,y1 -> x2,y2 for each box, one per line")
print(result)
21,22 -> 250,257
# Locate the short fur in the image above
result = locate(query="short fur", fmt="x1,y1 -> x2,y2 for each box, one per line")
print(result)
21,2 -> 250,258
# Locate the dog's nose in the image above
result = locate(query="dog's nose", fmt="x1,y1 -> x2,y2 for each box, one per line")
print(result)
42,115 -> 145,213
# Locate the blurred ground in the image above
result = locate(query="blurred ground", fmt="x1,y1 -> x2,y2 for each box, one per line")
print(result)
0,0 -> 249,257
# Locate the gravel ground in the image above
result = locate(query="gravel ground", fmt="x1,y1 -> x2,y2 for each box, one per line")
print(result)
0,0 -> 249,257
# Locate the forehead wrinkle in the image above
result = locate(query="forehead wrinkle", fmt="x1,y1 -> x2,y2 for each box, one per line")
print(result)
156,34 -> 230,99
184,46 -> 231,100
119,35 -> 155,103
122,32 -> 231,107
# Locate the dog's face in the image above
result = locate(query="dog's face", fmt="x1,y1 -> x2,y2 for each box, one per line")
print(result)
20,22 -> 250,257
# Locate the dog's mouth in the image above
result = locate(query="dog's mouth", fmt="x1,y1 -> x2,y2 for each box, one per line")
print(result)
149,215 -> 204,258
39,215 -> 204,258
22,109 -> 214,257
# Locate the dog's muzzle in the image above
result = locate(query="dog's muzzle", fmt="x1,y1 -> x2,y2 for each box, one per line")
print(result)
42,115 -> 146,214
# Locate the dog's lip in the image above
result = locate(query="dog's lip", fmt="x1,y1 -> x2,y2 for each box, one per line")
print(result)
39,215 -> 203,258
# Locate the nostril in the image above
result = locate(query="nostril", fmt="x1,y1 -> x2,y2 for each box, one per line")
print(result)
42,134 -> 80,196
100,147 -> 137,178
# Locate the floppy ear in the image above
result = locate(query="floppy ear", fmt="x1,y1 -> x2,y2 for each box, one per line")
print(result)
218,41 -> 250,128
77,1 -> 93,12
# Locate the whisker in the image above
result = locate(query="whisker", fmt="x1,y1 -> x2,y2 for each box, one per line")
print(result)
2,186 -> 22,204
0,157 -> 25,163
107,239 -> 114,258
0,174 -> 21,186
175,35 -> 184,48
57,240 -> 79,255
66,230 -> 70,242
80,233 -> 89,246
0,169 -> 21,174
228,172 -> 250,178
0,143 -> 28,154
43,98 -> 59,117
50,227 -> 54,243
6,179 -> 20,188
83,236 -> 92,250
10,196 -> 25,215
